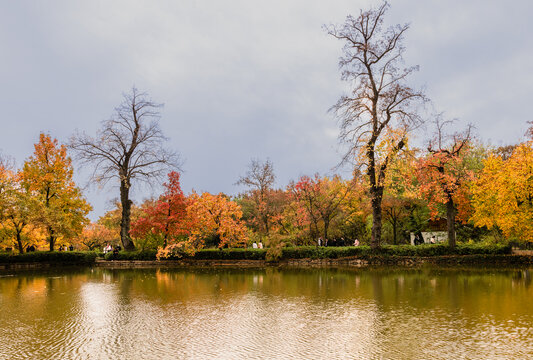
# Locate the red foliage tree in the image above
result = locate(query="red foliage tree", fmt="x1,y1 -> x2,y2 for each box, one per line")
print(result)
131,171 -> 188,247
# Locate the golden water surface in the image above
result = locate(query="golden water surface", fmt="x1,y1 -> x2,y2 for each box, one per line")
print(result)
0,267 -> 531,359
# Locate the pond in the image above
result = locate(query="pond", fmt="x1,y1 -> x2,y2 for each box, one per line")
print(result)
0,267 -> 531,359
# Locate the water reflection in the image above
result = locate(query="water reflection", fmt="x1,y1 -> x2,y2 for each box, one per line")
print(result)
0,267 -> 531,359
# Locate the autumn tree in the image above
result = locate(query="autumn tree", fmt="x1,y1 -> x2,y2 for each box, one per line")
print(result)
0,162 -> 33,253
471,142 -> 533,242
131,171 -> 188,247
326,2 -> 426,248
290,175 -> 351,241
21,133 -> 91,251
236,159 -> 279,235
414,120 -> 474,248
1,172 -> 37,253
74,222 -> 116,251
70,88 -> 179,250
187,192 -> 248,248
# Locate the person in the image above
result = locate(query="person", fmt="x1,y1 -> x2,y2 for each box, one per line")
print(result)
430,236 -> 436,244
354,239 -> 360,247
258,242 -> 263,249
103,244 -> 111,254
414,232 -> 424,245
252,242 -> 258,249
58,245 -> 63,252
318,237 -> 322,247
69,244 -> 74,251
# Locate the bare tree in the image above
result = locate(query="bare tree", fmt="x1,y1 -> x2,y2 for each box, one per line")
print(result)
70,88 -> 179,250
325,2 -> 426,248
526,120 -> 533,140
236,159 -> 276,234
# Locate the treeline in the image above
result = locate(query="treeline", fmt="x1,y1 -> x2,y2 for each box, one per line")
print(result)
81,137 -> 532,259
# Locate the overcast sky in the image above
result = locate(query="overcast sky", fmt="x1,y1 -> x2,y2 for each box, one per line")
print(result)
1,0 -> 532,220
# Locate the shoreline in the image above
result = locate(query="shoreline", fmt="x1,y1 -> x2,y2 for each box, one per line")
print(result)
1,254 -> 531,271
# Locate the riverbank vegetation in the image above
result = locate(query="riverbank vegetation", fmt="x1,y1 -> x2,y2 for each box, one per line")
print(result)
0,243 -> 510,265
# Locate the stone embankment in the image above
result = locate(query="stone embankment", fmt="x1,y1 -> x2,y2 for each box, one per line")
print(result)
94,255 -> 533,269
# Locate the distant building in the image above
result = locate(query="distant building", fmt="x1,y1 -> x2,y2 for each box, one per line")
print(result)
410,219 -> 447,245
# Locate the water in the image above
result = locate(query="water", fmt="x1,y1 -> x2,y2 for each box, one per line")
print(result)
0,267 -> 531,359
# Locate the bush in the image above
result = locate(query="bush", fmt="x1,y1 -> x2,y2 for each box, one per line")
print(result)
192,248 -> 266,260
97,243 -> 512,262
104,250 -> 158,261
0,251 -> 98,264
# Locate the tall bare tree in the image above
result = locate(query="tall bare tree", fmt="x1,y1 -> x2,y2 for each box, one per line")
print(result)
326,2 -> 426,248
70,88 -> 179,250
236,159 -> 276,234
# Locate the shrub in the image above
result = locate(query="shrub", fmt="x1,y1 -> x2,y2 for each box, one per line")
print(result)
104,250 -> 158,261
0,251 -> 98,264
192,248 -> 266,260
98,243 -> 512,261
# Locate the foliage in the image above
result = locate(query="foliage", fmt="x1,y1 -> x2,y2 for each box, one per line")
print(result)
187,192 -> 248,248
131,171 -> 189,247
21,133 -> 91,250
104,250 -> 158,261
236,159 -> 277,234
156,242 -> 197,260
73,222 -> 117,251
0,251 -> 97,264
100,244 -> 511,261
471,142 -> 533,243
289,174 -> 351,241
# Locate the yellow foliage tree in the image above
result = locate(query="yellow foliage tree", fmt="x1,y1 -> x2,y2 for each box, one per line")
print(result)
471,142 -> 533,242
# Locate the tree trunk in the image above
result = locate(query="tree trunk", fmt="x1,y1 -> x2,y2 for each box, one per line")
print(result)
16,230 -> 24,254
446,197 -> 456,248
323,219 -> 329,242
120,181 -> 135,251
163,200 -> 171,248
370,187 -> 384,249
392,219 -> 397,245
48,227 -> 55,251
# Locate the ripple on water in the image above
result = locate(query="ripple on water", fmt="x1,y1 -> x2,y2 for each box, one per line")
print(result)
0,268 -> 532,359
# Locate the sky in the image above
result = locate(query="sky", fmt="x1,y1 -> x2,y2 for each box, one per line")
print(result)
1,0 -> 532,220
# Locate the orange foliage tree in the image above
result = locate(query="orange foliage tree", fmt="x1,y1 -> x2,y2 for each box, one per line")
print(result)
414,122 -> 474,247
20,133 -> 91,251
290,174 -> 351,242
73,222 -> 117,251
187,192 -> 248,249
